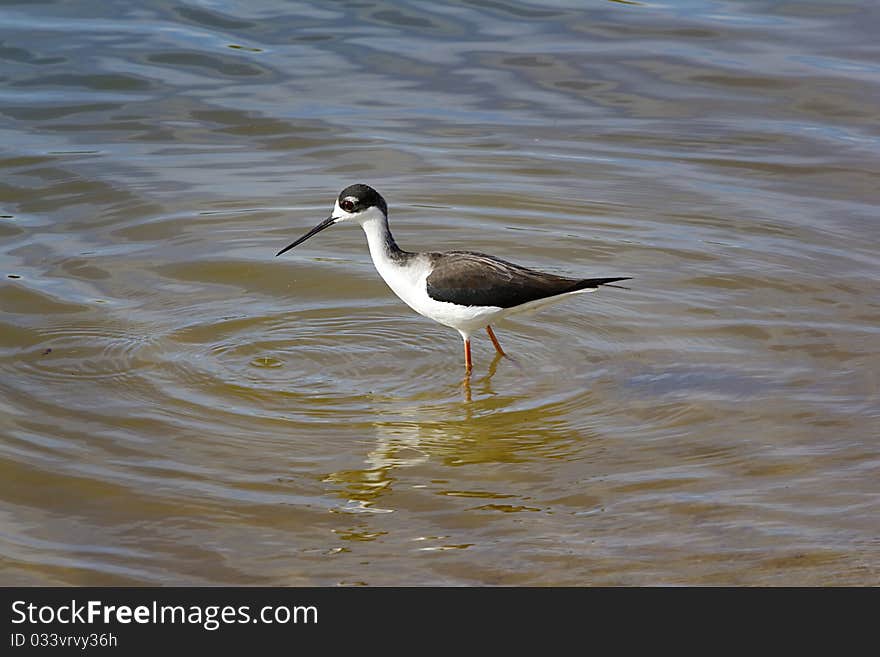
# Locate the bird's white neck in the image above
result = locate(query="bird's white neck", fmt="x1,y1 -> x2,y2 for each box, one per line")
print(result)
357,209 -> 409,269
355,210 -> 431,317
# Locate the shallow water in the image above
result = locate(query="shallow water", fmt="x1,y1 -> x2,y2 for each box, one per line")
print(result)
1,0 -> 878,585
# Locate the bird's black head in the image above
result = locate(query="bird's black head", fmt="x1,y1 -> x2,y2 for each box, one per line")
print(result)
275,183 -> 389,257
337,184 -> 387,217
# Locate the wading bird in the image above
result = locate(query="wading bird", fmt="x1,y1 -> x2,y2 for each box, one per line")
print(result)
276,184 -> 628,373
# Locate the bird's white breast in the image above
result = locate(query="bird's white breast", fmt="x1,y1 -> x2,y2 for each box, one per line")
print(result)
359,217 -> 503,336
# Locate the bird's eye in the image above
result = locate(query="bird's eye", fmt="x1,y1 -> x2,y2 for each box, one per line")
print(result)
340,199 -> 355,212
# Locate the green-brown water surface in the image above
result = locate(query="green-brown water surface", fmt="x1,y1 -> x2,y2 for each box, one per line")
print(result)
1,0 -> 878,585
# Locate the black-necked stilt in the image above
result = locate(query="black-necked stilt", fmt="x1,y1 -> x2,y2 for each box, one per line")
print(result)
276,184 -> 629,373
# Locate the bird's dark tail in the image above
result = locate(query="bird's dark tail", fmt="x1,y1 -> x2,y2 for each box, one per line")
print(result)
571,277 -> 631,292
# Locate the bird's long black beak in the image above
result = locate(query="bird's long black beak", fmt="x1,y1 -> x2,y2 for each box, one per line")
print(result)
275,215 -> 339,257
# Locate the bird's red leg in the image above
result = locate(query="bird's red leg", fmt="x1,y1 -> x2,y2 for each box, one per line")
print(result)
486,325 -> 506,357
464,338 -> 473,374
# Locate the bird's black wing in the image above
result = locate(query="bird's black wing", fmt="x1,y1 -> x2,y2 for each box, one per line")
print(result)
425,251 -> 628,309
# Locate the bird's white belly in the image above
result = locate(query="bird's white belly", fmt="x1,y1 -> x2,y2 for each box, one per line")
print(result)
373,258 -> 503,335
361,219 -> 593,338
